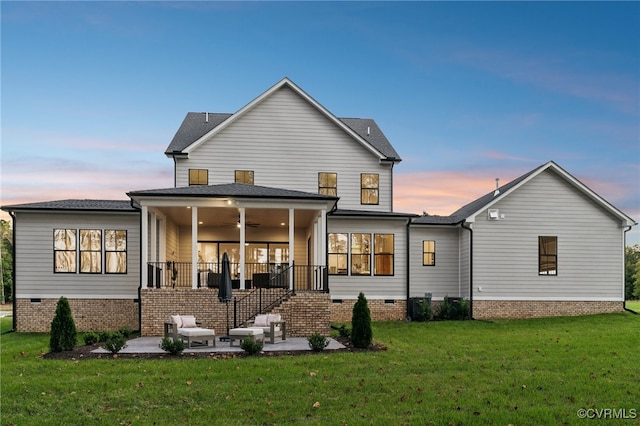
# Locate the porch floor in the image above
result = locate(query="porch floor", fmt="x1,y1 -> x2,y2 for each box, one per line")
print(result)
92,336 -> 345,354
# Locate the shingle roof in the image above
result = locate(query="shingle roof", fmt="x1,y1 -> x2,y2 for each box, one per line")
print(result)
1,199 -> 138,212
128,183 -> 337,201
165,113 -> 400,160
331,209 -> 417,219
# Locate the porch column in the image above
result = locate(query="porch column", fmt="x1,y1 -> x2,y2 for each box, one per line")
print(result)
317,209 -> 326,266
289,208 -> 294,290
239,207 -> 246,289
191,206 -> 198,289
141,205 -> 148,288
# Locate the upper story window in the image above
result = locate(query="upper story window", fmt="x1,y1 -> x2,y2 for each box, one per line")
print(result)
423,240 -> 435,266
328,233 -> 348,275
351,233 -> 371,275
189,169 -> 208,186
539,236 -> 557,275
318,172 -> 337,196
361,173 -> 379,205
235,170 -> 254,185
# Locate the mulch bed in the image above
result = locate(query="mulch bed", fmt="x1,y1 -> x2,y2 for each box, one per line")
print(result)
42,337 -> 386,360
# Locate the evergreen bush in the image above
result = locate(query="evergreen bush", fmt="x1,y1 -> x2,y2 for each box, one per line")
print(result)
307,332 -> 330,352
160,337 -> 185,355
240,337 -> 263,355
104,332 -> 127,354
351,292 -> 372,348
49,296 -> 77,352
83,332 -> 100,346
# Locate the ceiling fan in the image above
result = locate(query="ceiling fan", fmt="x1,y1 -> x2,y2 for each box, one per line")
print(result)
223,214 -> 259,228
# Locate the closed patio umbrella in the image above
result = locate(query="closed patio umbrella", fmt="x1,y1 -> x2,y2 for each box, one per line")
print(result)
218,252 -> 233,339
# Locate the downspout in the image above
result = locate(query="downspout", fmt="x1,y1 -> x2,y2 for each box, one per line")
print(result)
623,225 -> 638,314
405,217 -> 411,320
461,221 -> 473,319
324,202 -> 338,293
134,204 -> 143,332
7,211 -> 17,333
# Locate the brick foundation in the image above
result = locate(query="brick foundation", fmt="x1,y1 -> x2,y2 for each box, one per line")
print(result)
140,289 -> 332,337
472,300 -> 624,319
329,298 -> 407,323
15,298 -> 139,333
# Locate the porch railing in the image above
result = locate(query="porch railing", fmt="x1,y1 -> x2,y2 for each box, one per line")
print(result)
146,262 -> 327,292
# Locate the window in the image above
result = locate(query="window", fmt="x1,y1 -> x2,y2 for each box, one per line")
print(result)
328,233 -> 348,275
105,230 -> 127,273
54,229 -> 77,273
318,172 -> 337,196
351,234 -> 371,275
189,169 -> 208,186
80,230 -> 102,273
361,173 -> 379,204
423,240 -> 435,266
374,234 -> 394,275
235,170 -> 254,185
539,236 -> 557,275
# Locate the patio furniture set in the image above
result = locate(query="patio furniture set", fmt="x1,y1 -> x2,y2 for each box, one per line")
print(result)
164,313 -> 286,348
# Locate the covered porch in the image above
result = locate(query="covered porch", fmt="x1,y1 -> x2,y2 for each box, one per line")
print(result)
128,184 -> 337,293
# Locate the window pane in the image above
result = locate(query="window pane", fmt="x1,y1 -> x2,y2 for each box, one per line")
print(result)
106,252 -> 127,273
423,253 -> 435,266
55,251 -> 76,273
80,230 -> 101,251
328,233 -> 348,275
81,252 -> 102,273
269,244 -> 289,264
235,170 -> 254,184
329,254 -> 348,275
351,234 -> 371,275
54,229 -> 76,250
319,172 -> 337,196
189,169 -> 208,185
361,174 -> 379,204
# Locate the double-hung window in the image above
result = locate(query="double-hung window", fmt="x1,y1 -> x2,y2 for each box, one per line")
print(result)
80,230 -> 102,273
423,240 -> 435,266
361,173 -> 379,205
105,230 -> 127,273
350,234 -> 371,275
374,234 -> 394,275
328,233 -> 348,275
318,172 -> 337,196
54,229 -> 77,273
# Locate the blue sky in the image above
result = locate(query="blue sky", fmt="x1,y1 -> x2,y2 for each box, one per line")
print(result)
1,1 -> 639,244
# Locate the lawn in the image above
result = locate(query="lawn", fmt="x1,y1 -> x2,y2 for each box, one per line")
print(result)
1,313 -> 638,425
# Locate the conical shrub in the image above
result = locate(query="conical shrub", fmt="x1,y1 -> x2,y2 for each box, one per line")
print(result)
351,292 -> 372,348
49,296 -> 77,352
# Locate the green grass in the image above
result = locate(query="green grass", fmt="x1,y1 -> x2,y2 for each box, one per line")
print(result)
2,314 -> 639,425
626,300 -> 640,312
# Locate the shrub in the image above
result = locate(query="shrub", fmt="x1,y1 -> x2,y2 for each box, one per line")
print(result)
240,337 -> 263,355
104,332 -> 127,354
118,327 -> 133,339
83,332 -> 100,346
307,332 -> 329,352
98,331 -> 112,343
337,324 -> 351,338
434,296 -> 470,321
49,297 -> 77,352
161,337 -> 185,355
351,292 -> 372,349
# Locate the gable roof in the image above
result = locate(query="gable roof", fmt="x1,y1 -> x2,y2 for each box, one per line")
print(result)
412,161 -> 637,227
164,78 -> 401,161
1,199 -> 139,213
128,182 -> 337,201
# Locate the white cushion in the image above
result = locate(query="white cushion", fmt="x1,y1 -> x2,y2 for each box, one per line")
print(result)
230,328 -> 263,336
267,314 -> 281,324
254,315 -> 268,327
170,315 -> 182,328
181,315 -> 197,328
179,328 -> 214,337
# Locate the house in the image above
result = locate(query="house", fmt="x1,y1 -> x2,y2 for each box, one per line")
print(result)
2,78 -> 636,334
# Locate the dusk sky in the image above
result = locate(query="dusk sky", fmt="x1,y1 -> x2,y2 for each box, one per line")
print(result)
2,1 -> 639,244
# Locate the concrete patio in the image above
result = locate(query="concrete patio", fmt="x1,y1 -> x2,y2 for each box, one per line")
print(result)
92,336 -> 345,355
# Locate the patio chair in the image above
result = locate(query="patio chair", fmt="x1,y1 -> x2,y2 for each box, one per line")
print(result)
247,314 -> 286,344
165,314 -> 216,348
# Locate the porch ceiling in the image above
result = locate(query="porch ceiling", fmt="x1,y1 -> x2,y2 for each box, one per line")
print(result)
160,206 -> 317,229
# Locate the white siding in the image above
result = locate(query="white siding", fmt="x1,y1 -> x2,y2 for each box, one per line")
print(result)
409,226 -> 461,299
14,211 -> 140,299
327,217 -> 408,299
472,169 -> 625,301
175,87 -> 393,211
